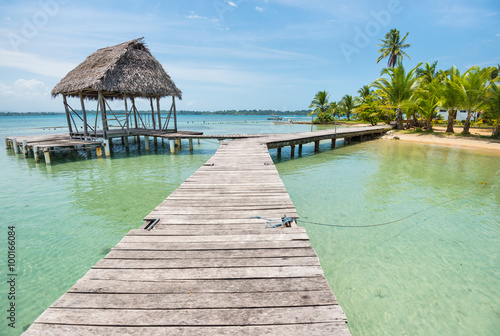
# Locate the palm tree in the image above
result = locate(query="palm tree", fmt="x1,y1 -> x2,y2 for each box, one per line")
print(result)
416,61 -> 439,84
376,29 -> 411,68
440,66 -> 464,133
372,60 -> 422,129
338,94 -> 357,120
308,90 -> 334,131
484,82 -> 500,137
460,66 -> 491,134
358,85 -> 372,100
403,78 -> 442,130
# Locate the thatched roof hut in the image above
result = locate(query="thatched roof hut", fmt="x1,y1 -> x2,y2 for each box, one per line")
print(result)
53,38 -> 181,140
52,37 -> 181,99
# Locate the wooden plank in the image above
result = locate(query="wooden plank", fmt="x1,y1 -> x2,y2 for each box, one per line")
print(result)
52,290 -> 337,309
25,322 -> 351,336
113,240 -> 310,250
34,306 -> 347,326
127,228 -> 306,235
105,247 -> 316,259
119,233 -> 309,243
69,276 -> 333,294
95,257 -> 320,268
85,266 -> 325,281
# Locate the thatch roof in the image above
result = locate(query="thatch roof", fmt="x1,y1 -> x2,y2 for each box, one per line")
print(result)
52,38 -> 182,100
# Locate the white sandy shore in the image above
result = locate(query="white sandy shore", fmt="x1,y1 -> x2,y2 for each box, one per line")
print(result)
387,132 -> 500,153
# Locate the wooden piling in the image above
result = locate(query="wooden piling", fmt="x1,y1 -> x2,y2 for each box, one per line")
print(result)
22,140 -> 28,157
314,140 -> 320,152
105,139 -> 111,157
277,147 -> 281,155
33,146 -> 40,162
290,145 -> 295,158
169,139 -> 175,154
145,136 -> 150,151
4,137 -> 10,149
176,139 -> 181,149
331,138 -> 336,148
298,144 -> 303,152
43,149 -> 51,165
13,139 -> 19,154
96,146 -> 102,157
189,139 -> 193,151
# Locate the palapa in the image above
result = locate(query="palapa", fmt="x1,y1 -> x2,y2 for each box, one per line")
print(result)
52,37 -> 181,99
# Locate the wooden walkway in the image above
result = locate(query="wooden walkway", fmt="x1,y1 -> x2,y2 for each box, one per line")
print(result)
24,135 -> 355,335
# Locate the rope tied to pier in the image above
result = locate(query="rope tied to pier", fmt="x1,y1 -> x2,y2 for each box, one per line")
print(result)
251,215 -> 295,228
297,167 -> 500,229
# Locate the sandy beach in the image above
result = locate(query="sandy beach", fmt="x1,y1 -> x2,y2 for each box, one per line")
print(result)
386,131 -> 500,153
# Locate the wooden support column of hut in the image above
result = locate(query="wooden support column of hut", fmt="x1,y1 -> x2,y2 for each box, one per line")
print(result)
51,38 -> 182,153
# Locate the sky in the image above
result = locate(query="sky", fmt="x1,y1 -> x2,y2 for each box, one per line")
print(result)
0,0 -> 499,112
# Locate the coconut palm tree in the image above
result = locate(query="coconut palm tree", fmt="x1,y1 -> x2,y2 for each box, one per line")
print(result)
416,61 -> 440,84
338,94 -> 357,120
376,29 -> 411,68
440,66 -> 464,133
403,78 -> 442,130
372,60 -> 422,129
357,85 -> 372,101
484,82 -> 500,137
308,90 -> 334,131
460,66 -> 492,134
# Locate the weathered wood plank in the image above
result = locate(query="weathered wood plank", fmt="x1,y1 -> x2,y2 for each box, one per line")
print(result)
113,240 -> 311,250
25,322 -> 351,336
35,306 -> 347,326
105,247 -> 317,259
120,233 -> 309,243
95,257 -> 320,269
85,266 -> 325,281
69,277 -> 333,294
52,290 -> 336,309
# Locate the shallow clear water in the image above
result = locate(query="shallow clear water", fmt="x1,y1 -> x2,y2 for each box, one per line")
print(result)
0,115 -> 499,335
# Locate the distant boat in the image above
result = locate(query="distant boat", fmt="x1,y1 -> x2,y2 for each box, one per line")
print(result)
267,115 -> 282,120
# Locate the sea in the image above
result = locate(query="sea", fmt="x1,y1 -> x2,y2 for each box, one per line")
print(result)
0,114 -> 499,336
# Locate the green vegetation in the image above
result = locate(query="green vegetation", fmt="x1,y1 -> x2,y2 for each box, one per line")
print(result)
306,29 -> 500,137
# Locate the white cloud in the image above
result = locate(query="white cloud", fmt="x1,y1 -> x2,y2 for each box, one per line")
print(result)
187,11 -> 207,20
0,79 -> 49,97
227,1 -> 238,8
255,6 -> 264,12
0,49 -> 75,78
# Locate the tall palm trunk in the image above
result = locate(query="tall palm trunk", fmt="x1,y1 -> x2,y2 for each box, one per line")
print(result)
493,118 -> 500,138
396,108 -> 403,129
446,109 -> 456,133
462,108 -> 473,134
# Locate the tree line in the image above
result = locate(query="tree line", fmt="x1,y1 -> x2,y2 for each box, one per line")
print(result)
308,29 -> 500,137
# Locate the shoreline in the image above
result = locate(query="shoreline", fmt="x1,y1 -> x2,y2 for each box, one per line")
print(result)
386,132 -> 500,153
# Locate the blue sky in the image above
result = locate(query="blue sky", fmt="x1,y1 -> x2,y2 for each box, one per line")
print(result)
0,0 -> 499,112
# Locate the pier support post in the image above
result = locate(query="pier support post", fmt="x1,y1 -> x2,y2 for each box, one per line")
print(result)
34,146 -> 40,162
43,149 -> 51,165
198,139 -> 200,145
331,138 -> 336,148
277,147 -> 281,156
346,137 -> 351,144
189,139 -> 193,151
13,139 -> 19,154
169,139 -> 175,154
22,140 -> 28,158
4,137 -> 9,149
154,136 -> 158,147
176,139 -> 181,149
314,140 -> 320,152
124,136 -> 129,148
145,136 -> 150,151
96,146 -> 102,157
290,145 -> 295,158
298,144 -> 302,153
105,139 -> 111,157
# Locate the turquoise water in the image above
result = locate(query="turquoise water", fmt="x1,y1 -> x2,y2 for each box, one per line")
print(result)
0,115 -> 499,335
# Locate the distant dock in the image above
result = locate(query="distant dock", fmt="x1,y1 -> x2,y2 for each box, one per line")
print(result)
5,125 -> 390,165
